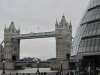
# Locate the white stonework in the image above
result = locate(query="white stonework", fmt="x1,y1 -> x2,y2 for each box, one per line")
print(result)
51,15 -> 72,70
4,21 -> 20,62
55,15 -> 72,61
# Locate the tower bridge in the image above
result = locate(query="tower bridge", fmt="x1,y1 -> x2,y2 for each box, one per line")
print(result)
0,15 -> 72,70
11,31 -> 55,39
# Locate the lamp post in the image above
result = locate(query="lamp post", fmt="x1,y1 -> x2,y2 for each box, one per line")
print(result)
2,61 -> 6,74
61,62 -> 63,75
37,61 -> 39,73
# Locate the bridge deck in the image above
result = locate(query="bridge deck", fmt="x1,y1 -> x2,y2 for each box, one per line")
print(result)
15,61 -> 51,66
11,31 -> 55,39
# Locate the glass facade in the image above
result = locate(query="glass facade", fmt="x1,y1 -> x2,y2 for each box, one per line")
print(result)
71,0 -> 100,56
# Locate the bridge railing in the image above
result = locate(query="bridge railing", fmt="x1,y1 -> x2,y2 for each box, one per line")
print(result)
0,72 -> 56,75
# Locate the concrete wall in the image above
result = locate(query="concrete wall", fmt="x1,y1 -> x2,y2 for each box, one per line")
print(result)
51,60 -> 69,70
0,62 -> 14,70
31,63 -> 50,68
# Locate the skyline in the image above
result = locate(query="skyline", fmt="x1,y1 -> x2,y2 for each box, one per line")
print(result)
0,0 -> 90,60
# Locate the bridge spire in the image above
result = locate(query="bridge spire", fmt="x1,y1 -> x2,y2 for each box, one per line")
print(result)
69,20 -> 72,26
61,13 -> 67,23
56,18 -> 58,25
62,12 -> 65,17
4,24 -> 6,30
55,18 -> 58,28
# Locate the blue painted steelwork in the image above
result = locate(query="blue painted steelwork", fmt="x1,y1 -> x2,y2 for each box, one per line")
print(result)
11,31 -> 55,39
15,61 -> 51,66
0,40 -> 4,55
0,40 -> 4,46
65,35 -> 74,44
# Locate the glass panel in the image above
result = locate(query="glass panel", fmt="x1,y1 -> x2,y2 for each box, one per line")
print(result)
80,48 -> 82,52
93,23 -> 98,30
89,24 -> 94,31
87,39 -> 91,46
82,47 -> 86,52
94,46 -> 98,51
95,38 -> 99,45
83,32 -> 86,37
83,40 -> 87,47
96,29 -> 100,35
91,30 -> 96,35
95,14 -> 99,19
86,47 -> 89,52
88,31 -> 92,36
90,46 -> 94,51
91,38 -> 95,46
82,40 -> 84,47
97,23 -> 100,29
98,46 -> 100,51
85,32 -> 89,36
86,25 -> 90,31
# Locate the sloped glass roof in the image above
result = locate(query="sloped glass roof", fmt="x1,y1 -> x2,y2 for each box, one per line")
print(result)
71,0 -> 100,56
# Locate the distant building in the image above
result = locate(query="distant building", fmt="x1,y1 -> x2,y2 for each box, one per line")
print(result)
20,57 -> 41,62
47,58 -> 56,61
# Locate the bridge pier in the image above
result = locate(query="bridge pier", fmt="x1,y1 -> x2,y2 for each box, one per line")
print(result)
0,62 -> 14,70
51,60 -> 69,70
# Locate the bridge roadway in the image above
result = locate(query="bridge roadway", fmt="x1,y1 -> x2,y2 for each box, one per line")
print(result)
15,61 -> 51,66
11,31 -> 55,39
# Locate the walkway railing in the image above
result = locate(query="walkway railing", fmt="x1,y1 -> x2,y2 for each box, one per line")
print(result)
0,71 -> 75,75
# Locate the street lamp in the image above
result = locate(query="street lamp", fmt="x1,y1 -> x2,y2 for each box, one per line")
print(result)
37,61 -> 39,73
61,62 -> 63,75
2,61 -> 6,74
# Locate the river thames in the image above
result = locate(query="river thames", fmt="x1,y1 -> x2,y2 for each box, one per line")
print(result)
0,68 -> 57,74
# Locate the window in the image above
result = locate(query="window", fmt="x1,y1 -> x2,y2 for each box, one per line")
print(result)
89,24 -> 94,31
91,30 -> 96,35
94,46 -> 98,51
93,23 -> 98,30
86,47 -> 89,52
95,38 -> 99,45
90,46 -> 94,51
82,47 -> 86,52
87,39 -> 91,46
88,31 -> 92,36
83,39 -> 87,47
91,38 -> 95,46
96,29 -> 100,35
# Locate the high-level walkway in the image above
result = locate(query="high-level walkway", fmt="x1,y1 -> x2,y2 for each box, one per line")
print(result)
11,31 -> 55,39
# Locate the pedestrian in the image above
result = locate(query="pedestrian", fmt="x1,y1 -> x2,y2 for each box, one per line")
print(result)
23,73 -> 25,75
9,72 -> 11,75
16,73 -> 18,75
41,72 -> 43,75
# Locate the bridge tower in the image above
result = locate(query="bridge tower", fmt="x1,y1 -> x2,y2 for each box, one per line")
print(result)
51,14 -> 72,70
4,21 -> 20,62
55,14 -> 72,61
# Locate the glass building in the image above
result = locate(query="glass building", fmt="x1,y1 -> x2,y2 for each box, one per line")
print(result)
71,0 -> 100,75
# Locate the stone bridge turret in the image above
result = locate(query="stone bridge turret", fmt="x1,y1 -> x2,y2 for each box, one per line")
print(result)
4,21 -> 20,62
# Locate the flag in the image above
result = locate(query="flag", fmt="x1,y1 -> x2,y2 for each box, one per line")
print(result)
38,27 -> 39,30
26,28 -> 27,31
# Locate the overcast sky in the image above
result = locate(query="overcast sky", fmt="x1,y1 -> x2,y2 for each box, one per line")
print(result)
0,0 -> 90,60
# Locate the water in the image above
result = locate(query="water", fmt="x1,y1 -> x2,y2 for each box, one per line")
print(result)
0,68 -> 57,74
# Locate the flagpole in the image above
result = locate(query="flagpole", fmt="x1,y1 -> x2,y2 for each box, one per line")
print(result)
26,28 -> 27,33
